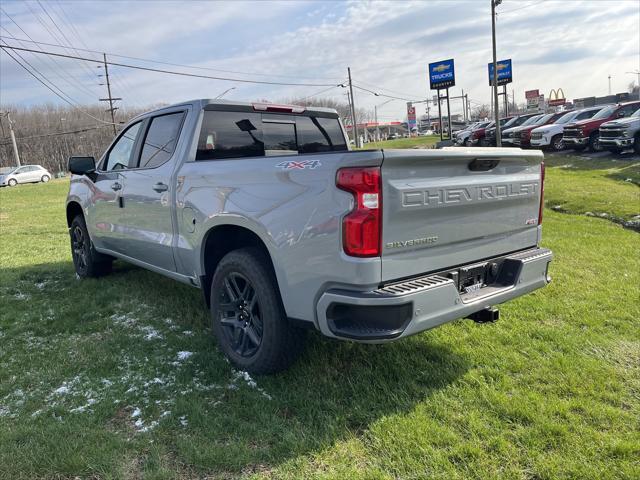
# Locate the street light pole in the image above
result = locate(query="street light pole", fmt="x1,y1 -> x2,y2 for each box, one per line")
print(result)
214,87 -> 236,99
491,0 -> 502,146
347,67 -> 359,148
608,75 -> 612,95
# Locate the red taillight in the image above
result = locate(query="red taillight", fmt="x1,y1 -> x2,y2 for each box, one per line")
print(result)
336,167 -> 381,257
538,161 -> 545,225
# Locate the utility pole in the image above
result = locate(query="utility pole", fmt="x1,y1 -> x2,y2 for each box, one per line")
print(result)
491,0 -> 502,146
608,75 -> 612,95
99,53 -> 121,136
0,111 -> 21,167
347,67 -> 359,148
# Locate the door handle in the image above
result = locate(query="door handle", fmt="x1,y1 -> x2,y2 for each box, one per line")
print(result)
111,181 -> 122,191
152,182 -> 169,193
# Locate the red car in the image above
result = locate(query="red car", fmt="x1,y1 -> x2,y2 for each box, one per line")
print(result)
469,122 -> 492,146
563,101 -> 640,152
513,111 -> 568,148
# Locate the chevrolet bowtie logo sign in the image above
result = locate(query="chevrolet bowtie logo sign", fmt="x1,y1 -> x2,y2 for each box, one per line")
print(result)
429,59 -> 456,90
548,88 -> 566,106
488,58 -> 513,86
432,64 -> 450,72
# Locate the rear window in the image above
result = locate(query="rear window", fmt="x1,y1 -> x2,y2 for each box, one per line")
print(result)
196,110 -> 346,160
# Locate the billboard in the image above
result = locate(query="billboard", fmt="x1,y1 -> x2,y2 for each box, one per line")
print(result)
407,103 -> 417,130
429,59 -> 455,90
525,89 -> 540,111
488,59 -> 513,86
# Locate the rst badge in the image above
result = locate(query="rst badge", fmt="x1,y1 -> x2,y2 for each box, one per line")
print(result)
277,160 -> 321,170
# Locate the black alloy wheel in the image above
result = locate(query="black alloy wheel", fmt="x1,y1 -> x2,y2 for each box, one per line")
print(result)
216,272 -> 263,358
71,223 -> 89,275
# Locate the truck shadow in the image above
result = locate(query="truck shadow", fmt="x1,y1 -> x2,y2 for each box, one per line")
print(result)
2,260 -> 470,473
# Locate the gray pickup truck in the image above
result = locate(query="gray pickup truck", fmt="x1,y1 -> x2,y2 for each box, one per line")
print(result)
599,107 -> 640,154
66,99 -> 552,373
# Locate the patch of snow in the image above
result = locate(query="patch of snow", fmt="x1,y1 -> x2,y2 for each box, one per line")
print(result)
131,407 -> 142,418
54,385 -> 69,395
140,326 -> 163,341
176,351 -> 193,361
179,415 -> 188,427
35,282 -> 47,290
14,292 -> 29,300
182,330 -> 193,336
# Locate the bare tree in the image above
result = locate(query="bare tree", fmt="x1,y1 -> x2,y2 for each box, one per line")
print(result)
0,103 -> 148,173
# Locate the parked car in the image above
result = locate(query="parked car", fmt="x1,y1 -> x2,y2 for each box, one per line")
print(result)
0,164 -> 52,187
563,101 -> 640,152
65,99 -> 552,373
502,114 -> 544,145
513,111 -> 568,149
481,116 -> 517,146
469,122 -> 493,146
530,107 -> 603,151
599,106 -> 640,154
485,114 -> 538,146
454,121 -> 489,146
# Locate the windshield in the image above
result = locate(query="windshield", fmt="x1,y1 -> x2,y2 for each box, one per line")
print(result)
0,167 -> 16,175
556,111 -> 577,124
592,105 -> 616,120
520,115 -> 542,127
503,117 -> 519,128
631,108 -> 640,118
535,114 -> 554,125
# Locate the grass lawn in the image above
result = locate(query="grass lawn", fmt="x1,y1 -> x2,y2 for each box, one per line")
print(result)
1,156 -> 639,479
544,154 -> 640,222
360,135 -> 440,150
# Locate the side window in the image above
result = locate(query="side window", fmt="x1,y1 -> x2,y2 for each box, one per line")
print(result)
14,167 -> 26,174
196,111 -> 264,160
296,116 -> 348,153
618,105 -> 638,118
105,122 -> 141,171
138,112 -> 185,168
263,121 -> 297,156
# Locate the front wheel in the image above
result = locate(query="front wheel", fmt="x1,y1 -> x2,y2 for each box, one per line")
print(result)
41,175 -> 50,183
70,215 -> 112,278
210,248 -> 305,374
634,135 -> 640,154
588,133 -> 601,152
8,178 -> 17,187
550,134 -> 564,151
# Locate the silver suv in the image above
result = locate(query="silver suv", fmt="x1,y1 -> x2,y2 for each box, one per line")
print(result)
0,165 -> 52,187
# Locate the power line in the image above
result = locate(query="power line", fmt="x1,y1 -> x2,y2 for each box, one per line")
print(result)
0,10 -> 99,99
0,123 -> 111,145
0,34 -> 344,83
352,84 -> 421,102
0,46 -> 116,125
298,85 -> 344,101
0,44 -> 343,87
498,0 -> 546,15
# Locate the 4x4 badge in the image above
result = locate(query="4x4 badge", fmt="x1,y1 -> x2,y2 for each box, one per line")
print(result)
277,160 -> 321,170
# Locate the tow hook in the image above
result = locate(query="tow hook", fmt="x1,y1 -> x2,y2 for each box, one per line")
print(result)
467,307 -> 500,324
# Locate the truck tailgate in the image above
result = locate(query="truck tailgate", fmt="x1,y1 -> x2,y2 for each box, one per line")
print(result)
381,148 -> 543,282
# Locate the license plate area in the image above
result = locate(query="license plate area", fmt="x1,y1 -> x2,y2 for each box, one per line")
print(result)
445,258 -> 509,295
459,264 -> 487,293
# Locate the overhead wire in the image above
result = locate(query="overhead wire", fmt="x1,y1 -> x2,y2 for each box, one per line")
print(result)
0,44 -> 343,87
1,46 -> 117,125
0,9 -> 99,100
0,34 -> 345,82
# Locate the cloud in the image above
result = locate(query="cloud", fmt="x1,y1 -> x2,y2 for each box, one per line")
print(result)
1,0 -> 638,120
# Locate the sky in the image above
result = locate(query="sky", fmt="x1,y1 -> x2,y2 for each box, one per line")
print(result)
1,0 -> 639,122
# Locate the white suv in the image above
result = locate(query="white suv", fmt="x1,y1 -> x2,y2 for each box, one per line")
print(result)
530,107 -> 603,151
0,165 -> 52,187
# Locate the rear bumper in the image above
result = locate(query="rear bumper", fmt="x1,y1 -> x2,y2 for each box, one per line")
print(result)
316,247 -> 552,342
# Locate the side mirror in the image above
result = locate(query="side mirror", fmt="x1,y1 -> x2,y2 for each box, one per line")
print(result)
68,156 -> 96,176
618,111 -> 626,117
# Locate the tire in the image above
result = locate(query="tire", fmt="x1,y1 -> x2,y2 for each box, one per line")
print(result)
608,147 -> 622,155
41,175 -> 50,183
8,178 -> 17,187
550,134 -> 564,151
69,215 -> 112,278
588,133 -> 601,152
634,135 -> 640,155
464,138 -> 471,147
210,247 -> 306,374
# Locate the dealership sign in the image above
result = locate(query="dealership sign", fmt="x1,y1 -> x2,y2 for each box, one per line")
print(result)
548,88 -> 567,106
488,59 -> 513,86
429,59 -> 455,89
